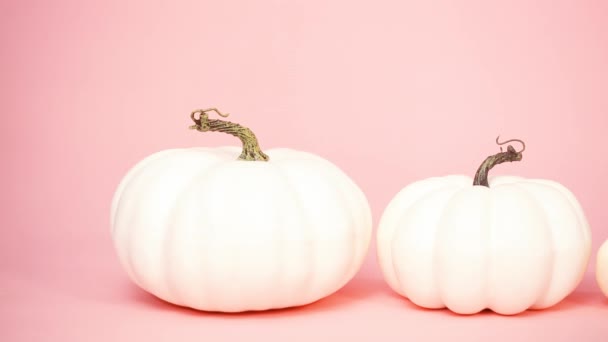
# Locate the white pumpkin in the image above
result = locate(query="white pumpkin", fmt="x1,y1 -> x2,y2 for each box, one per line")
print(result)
597,240 -> 608,298
111,109 -> 372,312
377,139 -> 591,315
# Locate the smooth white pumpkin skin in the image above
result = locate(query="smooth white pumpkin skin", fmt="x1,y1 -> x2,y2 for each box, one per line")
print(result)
377,175 -> 591,315
597,240 -> 608,298
111,146 -> 372,312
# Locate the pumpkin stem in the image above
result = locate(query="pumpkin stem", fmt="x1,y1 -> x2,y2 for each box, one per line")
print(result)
189,108 -> 269,161
473,136 -> 525,187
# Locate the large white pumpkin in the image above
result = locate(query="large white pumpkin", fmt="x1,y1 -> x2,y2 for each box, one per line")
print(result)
377,139 -> 591,315
111,109 -> 372,312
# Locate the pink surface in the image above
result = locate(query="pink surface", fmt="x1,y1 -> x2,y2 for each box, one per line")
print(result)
1,0 -> 608,340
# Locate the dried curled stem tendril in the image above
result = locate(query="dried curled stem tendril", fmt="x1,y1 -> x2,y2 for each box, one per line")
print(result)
189,108 -> 269,161
473,136 -> 526,187
495,136 -> 526,153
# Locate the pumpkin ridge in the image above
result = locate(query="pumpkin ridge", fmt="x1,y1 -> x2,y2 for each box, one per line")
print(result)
328,165 -> 361,294
161,157 -> 231,309
433,186 -> 488,313
301,152 -> 369,291
480,186 -> 493,313
121,150 -> 193,292
267,159 -> 317,307
377,178 -> 449,295
260,162 -> 299,310
487,185 -> 552,314
276,150 -> 370,303
390,184 -> 452,298
512,182 -> 557,310
391,183 -> 462,307
521,181 -> 589,308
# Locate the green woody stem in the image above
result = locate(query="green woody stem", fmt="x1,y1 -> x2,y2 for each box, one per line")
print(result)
473,137 -> 526,187
189,108 -> 269,161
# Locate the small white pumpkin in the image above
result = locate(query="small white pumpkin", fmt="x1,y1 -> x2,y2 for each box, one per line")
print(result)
111,108 -> 372,312
377,138 -> 591,315
597,240 -> 608,298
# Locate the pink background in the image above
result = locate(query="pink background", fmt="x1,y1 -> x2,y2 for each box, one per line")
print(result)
2,0 -> 608,340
